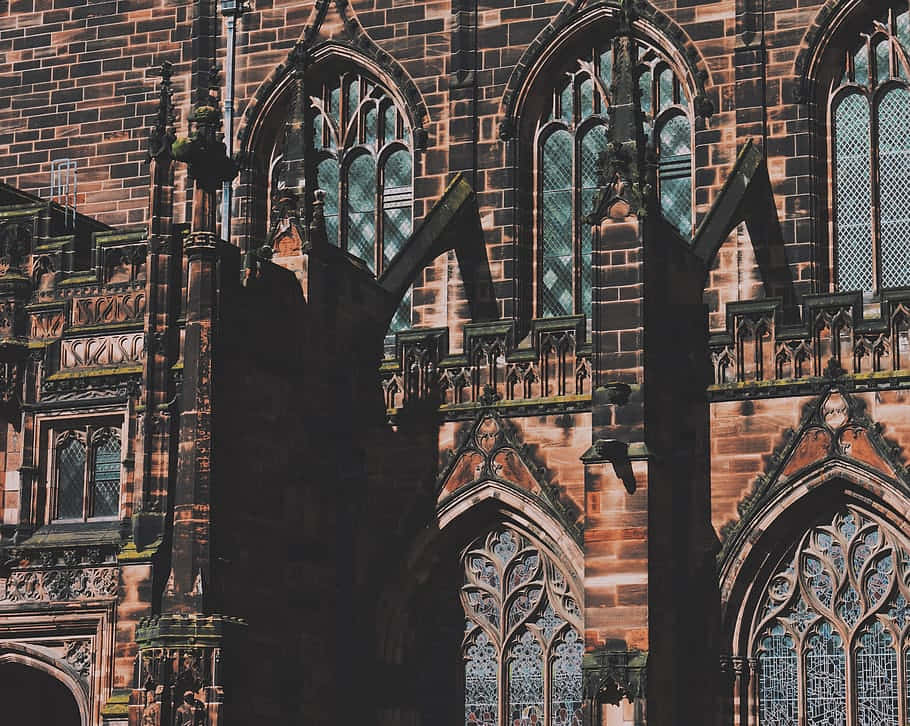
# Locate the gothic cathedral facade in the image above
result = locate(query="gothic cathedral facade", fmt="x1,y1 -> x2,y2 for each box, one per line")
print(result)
0,1 -> 909,725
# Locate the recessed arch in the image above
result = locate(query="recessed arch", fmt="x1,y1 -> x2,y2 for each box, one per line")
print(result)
720,460 -> 910,655
501,3 -> 709,131
0,643 -> 90,726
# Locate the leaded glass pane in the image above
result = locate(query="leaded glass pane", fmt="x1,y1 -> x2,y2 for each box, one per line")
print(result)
658,66 -> 674,111
329,84 -> 340,127
381,149 -> 412,270
345,154 -> 377,270
541,130 -> 574,317
318,158 -> 340,246
465,630 -> 498,726
900,11 -> 910,54
758,624 -> 798,726
364,104 -> 378,146
755,508 -> 910,726
659,115 -> 692,238
551,630 -> 583,726
389,287 -> 411,333
462,527 -> 583,726
855,621 -> 898,726
877,86 -> 910,288
57,437 -> 85,520
599,48 -> 612,86
92,434 -> 120,518
805,622 -> 847,726
834,93 -> 873,291
560,83 -> 573,124
876,39 -> 891,84
347,77 -> 360,117
382,104 -> 397,146
580,77 -> 594,119
855,46 -> 870,86
639,69 -> 652,115
508,631 -> 543,726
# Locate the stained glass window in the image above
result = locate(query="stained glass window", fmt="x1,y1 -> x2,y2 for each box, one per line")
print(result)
462,527 -> 583,726
832,9 -> 910,291
753,507 -> 910,726
535,40 -> 692,318
91,431 -> 121,518
57,435 -> 86,519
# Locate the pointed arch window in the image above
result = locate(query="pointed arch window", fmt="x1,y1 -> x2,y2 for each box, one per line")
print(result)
462,526 -> 584,726
53,426 -> 122,521
752,507 -> 910,725
271,70 -> 415,333
831,8 -> 910,292
534,41 -> 693,319
314,73 -> 413,327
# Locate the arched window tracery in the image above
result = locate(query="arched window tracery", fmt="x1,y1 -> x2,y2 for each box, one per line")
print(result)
533,40 -> 693,319
268,68 -> 414,334
752,507 -> 910,726
462,527 -> 583,726
831,6 -> 910,292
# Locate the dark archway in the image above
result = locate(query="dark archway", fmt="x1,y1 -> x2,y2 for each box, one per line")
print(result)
0,662 -> 81,725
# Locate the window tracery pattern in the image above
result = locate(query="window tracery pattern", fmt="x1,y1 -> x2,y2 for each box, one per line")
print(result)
462,527 -> 583,726
832,7 -> 910,292
534,41 -> 692,318
271,70 -> 414,334
753,507 -> 910,726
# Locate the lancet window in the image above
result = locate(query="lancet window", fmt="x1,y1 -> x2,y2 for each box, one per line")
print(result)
831,7 -> 910,292
534,39 -> 692,318
462,526 -> 584,726
753,507 -> 910,726
54,427 -> 121,521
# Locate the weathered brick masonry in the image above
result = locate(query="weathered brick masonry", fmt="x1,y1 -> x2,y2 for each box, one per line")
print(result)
0,1 -> 909,725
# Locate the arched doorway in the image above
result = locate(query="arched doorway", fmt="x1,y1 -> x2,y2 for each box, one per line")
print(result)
0,661 -> 82,725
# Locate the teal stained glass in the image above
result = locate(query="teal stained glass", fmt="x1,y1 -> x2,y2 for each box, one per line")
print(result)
57,437 -> 85,519
639,69 -> 652,115
580,77 -> 594,118
877,86 -> 910,288
855,46 -> 869,86
318,158 -> 340,246
92,434 -> 120,518
346,154 -> 377,270
876,39 -> 891,83
381,149 -> 412,270
834,93 -> 873,291
659,66 -> 674,111
659,114 -> 692,238
541,130 -> 574,317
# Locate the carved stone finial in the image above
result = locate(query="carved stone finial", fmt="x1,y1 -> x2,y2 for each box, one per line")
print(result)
148,61 -> 176,161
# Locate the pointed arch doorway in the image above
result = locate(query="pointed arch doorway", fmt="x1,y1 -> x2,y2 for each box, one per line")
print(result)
0,661 -> 82,725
